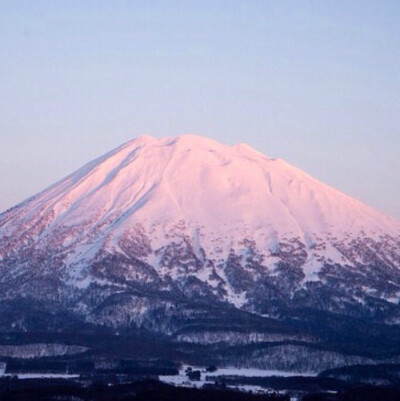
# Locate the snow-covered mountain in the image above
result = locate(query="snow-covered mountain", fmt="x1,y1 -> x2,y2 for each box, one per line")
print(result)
1,135 -> 400,370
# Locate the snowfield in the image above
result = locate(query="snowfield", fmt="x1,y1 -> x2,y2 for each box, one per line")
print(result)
159,365 -> 317,398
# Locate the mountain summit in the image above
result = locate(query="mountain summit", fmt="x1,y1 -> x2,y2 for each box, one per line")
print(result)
1,135 -> 400,371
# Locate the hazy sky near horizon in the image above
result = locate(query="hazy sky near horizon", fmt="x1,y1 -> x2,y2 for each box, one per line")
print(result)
1,1 -> 400,219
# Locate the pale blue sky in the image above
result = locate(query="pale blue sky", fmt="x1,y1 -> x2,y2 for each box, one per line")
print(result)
1,1 -> 399,219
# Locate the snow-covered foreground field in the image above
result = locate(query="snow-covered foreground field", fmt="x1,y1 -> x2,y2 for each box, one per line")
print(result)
0,366 -> 314,382
160,365 -> 316,394
204,367 -> 316,378
0,372 -> 79,379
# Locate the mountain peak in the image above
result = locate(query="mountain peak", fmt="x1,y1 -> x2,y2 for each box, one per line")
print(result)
119,134 -> 269,161
123,134 -> 223,148
1,138 -> 400,372
0,134 -> 399,333
2,135 -> 399,244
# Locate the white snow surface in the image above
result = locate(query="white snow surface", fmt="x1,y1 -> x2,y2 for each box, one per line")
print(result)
1,134 -> 399,282
159,366 -> 315,391
201,367 -> 315,377
1,373 -> 79,379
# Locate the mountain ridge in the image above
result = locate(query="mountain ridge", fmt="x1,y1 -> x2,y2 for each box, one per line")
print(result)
2,134 -> 398,234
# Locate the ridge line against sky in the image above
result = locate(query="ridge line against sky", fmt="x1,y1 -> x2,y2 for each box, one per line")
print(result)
1,1 -> 399,219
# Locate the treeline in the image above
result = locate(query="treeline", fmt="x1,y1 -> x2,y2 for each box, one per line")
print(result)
0,378 -> 289,401
4,356 -> 179,376
319,363 -> 400,386
303,386 -> 400,401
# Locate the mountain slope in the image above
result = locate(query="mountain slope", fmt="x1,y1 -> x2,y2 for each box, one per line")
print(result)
1,135 -> 400,370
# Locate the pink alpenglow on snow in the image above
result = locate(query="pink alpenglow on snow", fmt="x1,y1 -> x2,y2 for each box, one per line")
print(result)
0,135 -> 399,296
